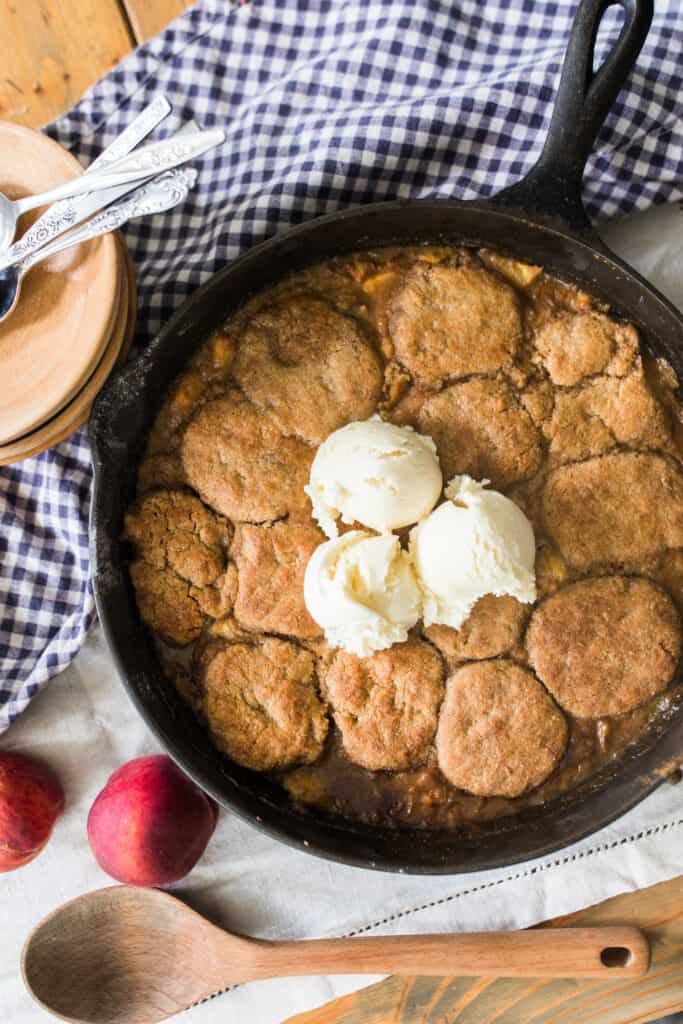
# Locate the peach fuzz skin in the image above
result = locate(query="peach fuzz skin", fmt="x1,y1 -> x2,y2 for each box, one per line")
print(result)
87,754 -> 218,886
0,752 -> 65,872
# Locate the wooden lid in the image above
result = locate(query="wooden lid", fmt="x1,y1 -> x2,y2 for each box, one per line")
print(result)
0,121 -> 120,444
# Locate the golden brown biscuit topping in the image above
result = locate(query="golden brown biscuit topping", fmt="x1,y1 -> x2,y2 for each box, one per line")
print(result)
231,521 -> 324,639
527,576 -> 681,717
202,637 -> 328,771
124,489 -> 234,646
424,594 -> 528,668
233,295 -> 383,445
388,263 -> 521,385
181,392 -> 313,523
533,310 -> 638,386
436,660 -> 568,798
320,639 -> 444,771
544,374 -> 673,464
418,377 -> 542,486
542,451 -> 683,569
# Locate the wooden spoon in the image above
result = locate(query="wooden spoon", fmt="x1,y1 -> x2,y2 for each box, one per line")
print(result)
21,886 -> 649,1024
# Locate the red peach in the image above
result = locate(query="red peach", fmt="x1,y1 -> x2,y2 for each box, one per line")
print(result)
0,752 -> 65,872
87,754 -> 218,886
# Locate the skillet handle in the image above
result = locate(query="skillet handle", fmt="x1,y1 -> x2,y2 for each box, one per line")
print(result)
496,0 -> 653,232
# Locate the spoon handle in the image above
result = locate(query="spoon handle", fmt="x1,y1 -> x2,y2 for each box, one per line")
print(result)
20,169 -> 197,273
3,96 -> 173,268
2,121 -> 199,272
247,926 -> 649,980
89,95 -> 173,166
13,128 -> 223,216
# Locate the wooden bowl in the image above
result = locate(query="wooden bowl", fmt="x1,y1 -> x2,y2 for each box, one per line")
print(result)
0,237 -> 136,465
0,121 -> 120,444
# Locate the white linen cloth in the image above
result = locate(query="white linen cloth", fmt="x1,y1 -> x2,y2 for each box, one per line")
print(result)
1,204 -> 682,1023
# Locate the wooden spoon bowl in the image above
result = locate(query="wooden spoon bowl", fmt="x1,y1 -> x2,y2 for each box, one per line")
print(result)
21,886 -> 649,1024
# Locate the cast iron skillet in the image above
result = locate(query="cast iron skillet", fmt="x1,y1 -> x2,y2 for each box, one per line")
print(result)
90,0 -> 683,873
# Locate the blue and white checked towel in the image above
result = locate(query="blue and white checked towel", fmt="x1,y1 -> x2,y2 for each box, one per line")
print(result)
2,0 -> 683,729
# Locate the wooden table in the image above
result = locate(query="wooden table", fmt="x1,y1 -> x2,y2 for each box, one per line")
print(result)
0,0 -> 194,127
2,3 -> 682,1022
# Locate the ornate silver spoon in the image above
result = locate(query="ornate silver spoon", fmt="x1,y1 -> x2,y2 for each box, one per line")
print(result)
0,127 -> 221,254
1,94 -> 173,266
0,168 -> 197,323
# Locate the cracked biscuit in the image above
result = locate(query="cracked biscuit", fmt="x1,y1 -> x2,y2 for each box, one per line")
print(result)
534,310 -> 638,386
424,594 -> 528,669
125,489 -> 235,646
231,521 -> 324,639
545,373 -> 673,464
232,295 -> 383,445
418,377 -> 542,486
542,452 -> 683,569
321,639 -> 444,771
181,392 -> 313,523
202,636 -> 328,771
388,263 -> 521,386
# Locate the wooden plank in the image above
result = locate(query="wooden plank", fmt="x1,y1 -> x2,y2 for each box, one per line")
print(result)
287,876 -> 683,1024
0,0 -> 132,128
122,0 -> 195,44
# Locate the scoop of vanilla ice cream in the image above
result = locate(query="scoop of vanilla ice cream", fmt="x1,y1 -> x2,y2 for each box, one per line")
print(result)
303,530 -> 421,656
305,417 -> 442,537
410,475 -> 536,630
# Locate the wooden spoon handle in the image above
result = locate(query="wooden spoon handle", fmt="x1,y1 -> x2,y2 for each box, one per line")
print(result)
253,927 -> 649,980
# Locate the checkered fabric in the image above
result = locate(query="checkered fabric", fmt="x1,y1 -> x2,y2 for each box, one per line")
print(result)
2,0 -> 683,729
